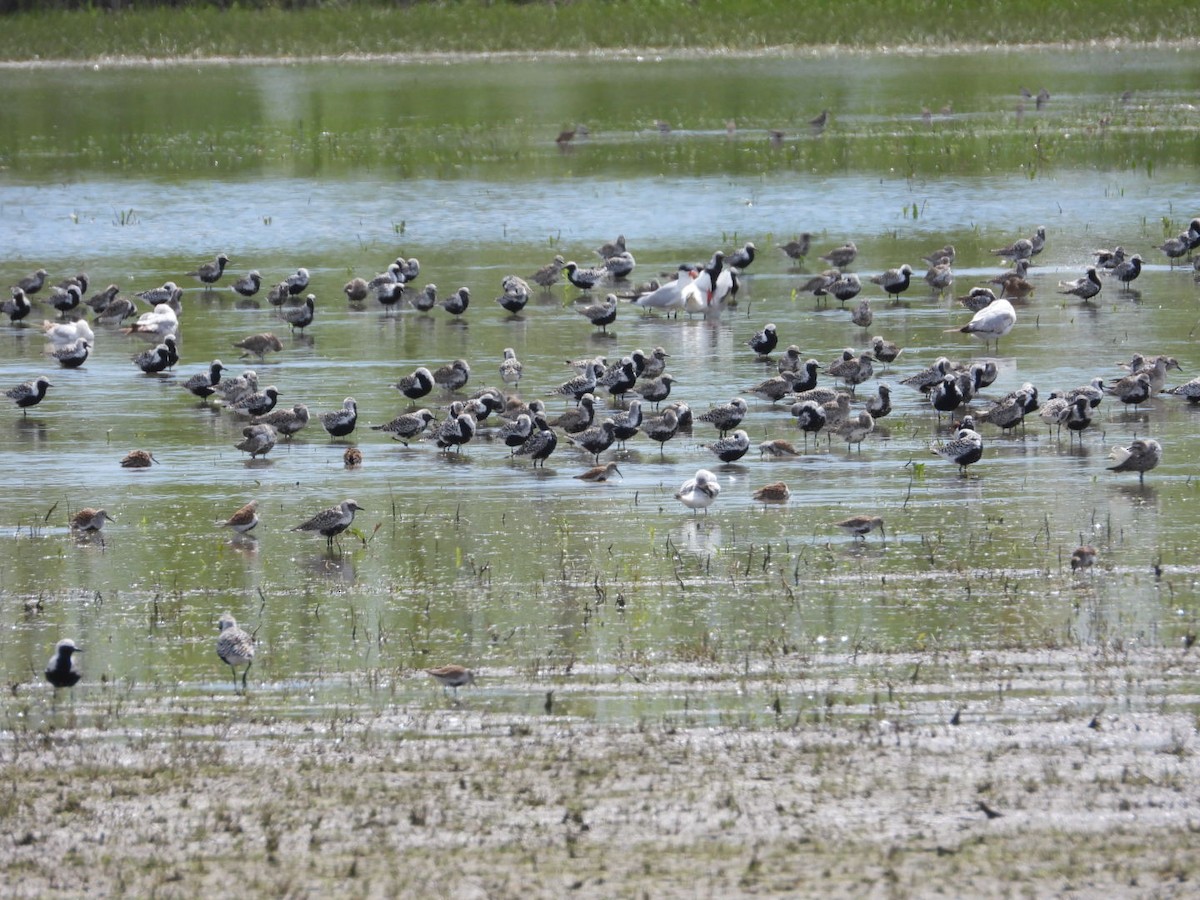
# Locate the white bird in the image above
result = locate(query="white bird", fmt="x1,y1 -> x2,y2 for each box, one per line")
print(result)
122,303 -> 179,340
950,296 -> 1015,350
675,469 -> 721,514
633,265 -> 697,315
41,318 -> 95,347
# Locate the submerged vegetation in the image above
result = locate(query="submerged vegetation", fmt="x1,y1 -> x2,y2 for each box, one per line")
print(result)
0,0 -> 1198,62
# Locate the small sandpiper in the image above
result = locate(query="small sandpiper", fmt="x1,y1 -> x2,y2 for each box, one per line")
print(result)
1070,545 -> 1097,573
216,613 -> 255,691
753,482 -> 792,504
319,399 -> 358,438
575,461 -> 622,482
675,469 -> 720,515
233,332 -> 284,360
758,439 -> 800,459
70,507 -> 114,532
5,376 -> 52,415
45,639 -> 83,688
835,515 -> 885,541
292,499 -> 364,548
219,500 -> 260,534
426,664 -> 476,696
372,408 -> 435,445
120,449 -> 158,468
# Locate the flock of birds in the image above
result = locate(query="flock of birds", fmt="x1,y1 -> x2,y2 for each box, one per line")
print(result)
11,212 -> 1200,692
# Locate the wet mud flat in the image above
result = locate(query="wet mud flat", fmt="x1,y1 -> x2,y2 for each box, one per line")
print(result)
4,647 -> 1198,897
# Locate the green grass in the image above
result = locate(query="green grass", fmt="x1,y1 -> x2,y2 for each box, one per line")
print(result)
0,1 -> 1197,62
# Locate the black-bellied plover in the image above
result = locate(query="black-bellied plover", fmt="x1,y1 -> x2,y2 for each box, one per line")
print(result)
253,403 -> 310,439
13,268 -> 49,296
120,449 -> 158,468
281,294 -> 315,332
611,399 -> 643,447
498,347 -> 523,386
778,234 -> 812,262
292,498 -> 364,548
698,397 -> 748,436
745,371 -> 799,404
702,429 -> 751,463
236,423 -> 277,459
1107,372 -> 1152,409
47,284 -> 81,317
229,385 -> 280,418
550,393 -> 596,434
531,255 -> 567,289
70,507 -> 114,532
563,261 -> 607,291
187,253 -> 231,290
84,283 -> 121,313
5,376 -> 52,415
183,360 -> 225,401
992,259 -> 1034,299
604,251 -> 636,280
675,469 -> 720,515
747,323 -> 778,358
434,407 -> 477,454
726,242 -> 756,271
96,296 -> 137,325
319,398 -> 358,438
791,399 -> 826,448
551,362 -> 602,403
2,288 -> 33,322
1107,438 -> 1161,485
819,242 -> 858,268
48,338 -> 90,369
577,293 -> 618,332
640,408 -> 679,456
866,383 -> 892,419
285,267 -> 310,296
596,235 -> 627,260
132,338 -> 176,375
1110,254 -> 1143,288
1058,267 -> 1102,301
496,276 -> 531,315
439,287 -> 470,317
343,277 -> 369,304
835,515 -> 885,541
433,359 -> 471,393
232,270 -> 262,298
514,416 -> 558,467
838,410 -> 875,452
216,613 -> 255,691
870,264 -> 914,300
233,332 -> 283,360
372,408 -> 435,445
567,418 -> 617,463
135,281 -> 182,308
219,500 -> 260,534
932,426 -> 983,475
392,366 -> 435,402
871,336 -> 903,364
45,639 -> 83,688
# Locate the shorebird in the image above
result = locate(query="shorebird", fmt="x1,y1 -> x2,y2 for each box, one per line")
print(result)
747,323 -> 778,358
549,393 -> 597,434
83,283 -> 120,314
2,288 -> 32,322
921,244 -> 956,267
870,264 -> 914,300
698,397 -> 748,436
49,338 -> 90,369
575,461 -> 622,482
1058,267 -> 1102,301
70,507 -> 114,532
992,259 -> 1034,299
702,429 -> 751,464
851,299 -> 873,328
951,297 -> 1016,350
563,261 -> 607,291
433,407 -> 477,454
1064,396 -> 1093,442
992,235 -> 1034,262
120,449 -> 157,468
611,399 -> 643,447
1159,232 -> 1191,266
392,366 -> 435,402
253,403 -> 310,439
755,439 -> 799,460
835,515 -> 885,541
819,242 -> 858,268
496,276 -> 531,315
182,360 -> 225,401
1107,439 -> 1161,485
866,383 -> 893,419
924,257 -> 955,296
1107,372 -> 1152,410
232,270 -> 262,298
871,336 -> 903,364
675,469 -> 721,515
839,410 -> 876,452
826,273 -> 862,306
1167,376 -> 1200,404
292,499 -> 364,548
47,284 -> 81,317
233,332 -> 283,360
514,417 -> 558,467
932,426 -> 983,475
229,385 -> 279,418
440,286 -> 470,317
219,500 -> 260,534
5,376 -> 52,415
531,255 -> 567,289
753,482 -> 792,503
187,253 -> 230,290
498,413 -> 535,453
12,268 -> 48,296
433,359 -> 471,394
776,345 -> 804,376
216,613 -> 255,691
604,251 -> 636,280
236,423 -> 277,459
1110,254 -> 1143,288
342,276 -> 369,304
319,399 -> 358,438
1071,546 -> 1097,572
132,338 -> 176,375
577,293 -> 618,332
726,242 -> 757,271
134,281 -> 182,309
596,235 -> 627,260
284,267 -> 310,297
426,665 -> 475,696
372,408 -> 435,445
745,371 -> 799,404
642,408 -> 680,456
343,447 -> 362,468
281,294 -> 316,332
567,418 -> 617,463
778,234 -> 812,262
45,639 -> 83,688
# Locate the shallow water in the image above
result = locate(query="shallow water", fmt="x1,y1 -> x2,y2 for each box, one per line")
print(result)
2,49 -> 1199,726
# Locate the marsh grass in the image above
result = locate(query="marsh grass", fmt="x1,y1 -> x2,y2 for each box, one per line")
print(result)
1,1 -> 1198,62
